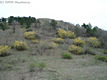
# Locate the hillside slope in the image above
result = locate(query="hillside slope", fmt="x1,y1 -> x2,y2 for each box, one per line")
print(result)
0,18 -> 107,80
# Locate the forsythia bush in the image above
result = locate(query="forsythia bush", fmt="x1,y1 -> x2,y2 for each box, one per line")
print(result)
73,37 -> 85,47
57,29 -> 76,39
66,31 -> 76,39
14,41 -> 28,50
31,39 -> 39,44
48,42 -> 58,49
57,29 -> 66,38
69,45 -> 84,55
87,37 -> 100,47
24,31 -> 35,40
0,46 -> 11,56
54,38 -> 64,44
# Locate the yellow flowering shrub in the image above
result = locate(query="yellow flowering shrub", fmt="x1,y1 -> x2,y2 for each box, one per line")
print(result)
24,31 -> 35,40
69,45 -> 84,55
87,37 -> 100,47
57,29 -> 66,38
31,39 -> 39,44
57,29 -> 76,39
73,37 -> 85,47
48,42 -> 58,49
54,38 -> 64,44
14,41 -> 28,50
0,46 -> 11,56
66,31 -> 76,39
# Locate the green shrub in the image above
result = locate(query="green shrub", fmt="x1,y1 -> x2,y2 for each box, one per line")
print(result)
57,29 -> 76,39
104,50 -> 107,54
29,61 -> 37,72
0,46 -> 11,57
96,55 -> 107,62
54,38 -> 64,44
87,37 -> 100,48
62,52 -> 72,59
73,37 -> 85,47
24,31 -> 35,40
50,19 -> 57,30
0,23 -> 8,31
38,62 -> 46,71
69,45 -> 84,55
14,41 -> 28,50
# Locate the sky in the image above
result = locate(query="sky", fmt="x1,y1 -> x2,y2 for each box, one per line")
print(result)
0,0 -> 107,30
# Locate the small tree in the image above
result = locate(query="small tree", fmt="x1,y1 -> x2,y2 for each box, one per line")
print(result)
12,20 -> 16,33
82,23 -> 98,36
1,18 -> 6,23
8,16 -> 14,25
36,19 -> 41,28
0,23 -> 7,31
50,20 -> 57,30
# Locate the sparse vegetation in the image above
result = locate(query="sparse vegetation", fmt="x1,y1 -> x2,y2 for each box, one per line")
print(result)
31,39 -> 38,44
29,61 -> 37,72
29,61 -> 46,72
61,52 -> 72,59
85,48 -> 96,55
0,64 -> 13,71
48,42 -> 58,49
14,41 -> 28,50
69,45 -> 84,55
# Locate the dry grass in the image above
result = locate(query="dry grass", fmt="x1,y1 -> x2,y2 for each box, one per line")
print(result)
0,25 -> 107,80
